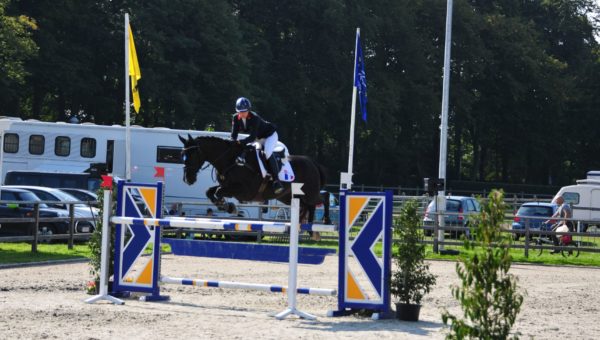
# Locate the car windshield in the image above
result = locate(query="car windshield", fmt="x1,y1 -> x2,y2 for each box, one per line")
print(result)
52,190 -> 89,207
6,191 -> 49,208
427,199 -> 461,212
517,206 -> 554,217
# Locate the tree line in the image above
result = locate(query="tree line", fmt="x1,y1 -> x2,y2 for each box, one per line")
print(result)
1,0 -> 599,190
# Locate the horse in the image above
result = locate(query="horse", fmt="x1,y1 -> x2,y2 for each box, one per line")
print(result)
178,135 -> 331,235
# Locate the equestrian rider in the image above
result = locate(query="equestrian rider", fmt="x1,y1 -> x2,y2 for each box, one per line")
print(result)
231,97 -> 284,195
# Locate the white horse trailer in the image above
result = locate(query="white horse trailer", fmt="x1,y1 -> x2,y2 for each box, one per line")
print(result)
0,117 -> 255,217
553,178 -> 600,231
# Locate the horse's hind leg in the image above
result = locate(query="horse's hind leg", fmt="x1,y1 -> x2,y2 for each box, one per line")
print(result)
303,205 -> 321,242
320,191 -> 332,224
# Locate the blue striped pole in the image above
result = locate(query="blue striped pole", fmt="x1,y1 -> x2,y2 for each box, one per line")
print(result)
159,276 -> 336,297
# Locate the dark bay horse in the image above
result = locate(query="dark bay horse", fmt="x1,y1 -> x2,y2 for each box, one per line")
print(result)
178,135 -> 330,228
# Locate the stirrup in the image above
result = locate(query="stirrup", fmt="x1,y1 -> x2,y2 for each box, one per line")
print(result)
272,181 -> 284,194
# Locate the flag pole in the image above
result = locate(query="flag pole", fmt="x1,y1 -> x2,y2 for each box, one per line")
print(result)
437,0 -> 453,252
125,13 -> 131,181
340,27 -> 360,190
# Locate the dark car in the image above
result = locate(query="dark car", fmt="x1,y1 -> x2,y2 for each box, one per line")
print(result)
512,202 -> 557,240
0,188 -> 71,237
423,196 -> 481,237
4,186 -> 98,232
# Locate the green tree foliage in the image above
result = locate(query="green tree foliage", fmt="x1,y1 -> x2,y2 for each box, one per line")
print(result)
2,0 -> 599,189
0,0 -> 37,115
442,190 -> 524,339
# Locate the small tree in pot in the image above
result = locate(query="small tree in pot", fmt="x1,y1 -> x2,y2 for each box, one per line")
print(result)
87,187 -> 115,294
391,200 -> 437,321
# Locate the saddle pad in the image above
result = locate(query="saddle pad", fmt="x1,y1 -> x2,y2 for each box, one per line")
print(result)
279,162 -> 295,182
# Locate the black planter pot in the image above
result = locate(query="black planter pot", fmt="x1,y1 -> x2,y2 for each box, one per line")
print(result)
395,303 -> 421,321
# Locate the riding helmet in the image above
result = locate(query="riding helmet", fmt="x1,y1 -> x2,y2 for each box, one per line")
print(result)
235,97 -> 251,112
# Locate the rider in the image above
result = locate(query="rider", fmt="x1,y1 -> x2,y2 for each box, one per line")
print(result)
231,97 -> 284,195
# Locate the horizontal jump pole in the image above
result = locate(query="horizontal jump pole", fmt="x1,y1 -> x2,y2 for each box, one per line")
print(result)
160,276 -> 336,296
111,216 -> 337,233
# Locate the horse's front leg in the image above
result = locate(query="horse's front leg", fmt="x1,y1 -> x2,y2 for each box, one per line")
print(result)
206,184 -> 238,214
206,185 -> 224,206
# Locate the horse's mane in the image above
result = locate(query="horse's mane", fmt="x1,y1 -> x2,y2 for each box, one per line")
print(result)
193,136 -> 234,147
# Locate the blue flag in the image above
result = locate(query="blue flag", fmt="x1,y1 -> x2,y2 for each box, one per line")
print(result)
354,31 -> 367,122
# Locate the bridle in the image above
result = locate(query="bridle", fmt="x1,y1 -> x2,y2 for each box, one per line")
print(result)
183,139 -> 240,175
182,144 -> 210,173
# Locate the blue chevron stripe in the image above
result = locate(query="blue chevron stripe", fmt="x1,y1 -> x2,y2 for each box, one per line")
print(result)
350,200 -> 384,296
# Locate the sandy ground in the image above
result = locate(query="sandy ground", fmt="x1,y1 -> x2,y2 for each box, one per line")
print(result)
1,255 -> 600,340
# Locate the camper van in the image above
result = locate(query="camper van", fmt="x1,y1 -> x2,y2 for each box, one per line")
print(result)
0,116 -> 262,217
553,174 -> 600,231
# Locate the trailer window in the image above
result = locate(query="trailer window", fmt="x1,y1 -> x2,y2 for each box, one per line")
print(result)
562,192 -> 579,205
55,136 -> 71,156
81,138 -> 96,158
3,133 -> 19,153
29,135 -> 45,155
157,146 -> 183,164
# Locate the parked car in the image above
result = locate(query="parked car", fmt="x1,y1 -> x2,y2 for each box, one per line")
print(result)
3,186 -> 99,232
423,196 -> 481,237
60,188 -> 99,207
512,202 -> 557,240
0,187 -> 71,236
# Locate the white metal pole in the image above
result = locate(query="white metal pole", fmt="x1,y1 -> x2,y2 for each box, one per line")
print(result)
275,183 -> 315,320
0,133 -> 4,197
437,0 -> 453,250
341,27 -> 360,190
85,188 -> 124,304
125,13 -> 131,181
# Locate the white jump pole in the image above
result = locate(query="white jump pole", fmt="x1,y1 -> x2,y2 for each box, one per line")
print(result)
274,183 -> 316,320
85,189 -> 124,304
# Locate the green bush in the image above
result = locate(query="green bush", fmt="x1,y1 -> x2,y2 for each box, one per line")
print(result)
442,190 -> 524,339
88,188 -> 116,282
391,200 -> 436,305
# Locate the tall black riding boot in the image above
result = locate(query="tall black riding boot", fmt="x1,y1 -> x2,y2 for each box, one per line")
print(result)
267,156 -> 284,194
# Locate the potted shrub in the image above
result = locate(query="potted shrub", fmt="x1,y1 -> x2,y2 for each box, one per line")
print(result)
87,187 -> 115,294
391,200 -> 436,321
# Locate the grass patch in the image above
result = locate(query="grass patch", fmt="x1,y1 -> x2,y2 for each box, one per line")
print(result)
425,244 -> 600,266
0,242 -> 91,265
3,235 -> 598,268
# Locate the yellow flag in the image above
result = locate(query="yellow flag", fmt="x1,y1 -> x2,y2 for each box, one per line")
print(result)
128,24 -> 141,113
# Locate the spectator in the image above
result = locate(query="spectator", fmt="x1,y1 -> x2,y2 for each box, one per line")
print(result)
546,195 -> 574,253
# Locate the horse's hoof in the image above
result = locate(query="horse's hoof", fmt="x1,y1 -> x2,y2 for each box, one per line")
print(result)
311,232 -> 321,242
226,202 -> 237,215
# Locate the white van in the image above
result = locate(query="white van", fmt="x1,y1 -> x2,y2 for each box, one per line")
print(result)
553,178 -> 600,231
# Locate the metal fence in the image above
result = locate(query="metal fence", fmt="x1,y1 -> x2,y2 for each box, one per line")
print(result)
0,200 -> 98,253
422,211 -> 599,257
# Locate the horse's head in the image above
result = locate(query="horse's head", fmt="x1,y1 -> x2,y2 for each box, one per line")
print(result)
179,134 -> 205,185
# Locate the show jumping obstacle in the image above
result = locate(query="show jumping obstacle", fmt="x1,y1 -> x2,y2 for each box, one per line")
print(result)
86,179 -> 393,319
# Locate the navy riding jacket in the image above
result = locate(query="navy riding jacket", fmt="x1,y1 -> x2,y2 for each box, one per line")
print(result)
231,111 -> 277,144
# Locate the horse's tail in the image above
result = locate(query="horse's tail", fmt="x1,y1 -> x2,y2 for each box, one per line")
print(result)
314,159 -> 328,189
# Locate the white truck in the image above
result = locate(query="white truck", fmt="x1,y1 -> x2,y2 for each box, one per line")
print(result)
552,171 -> 600,231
